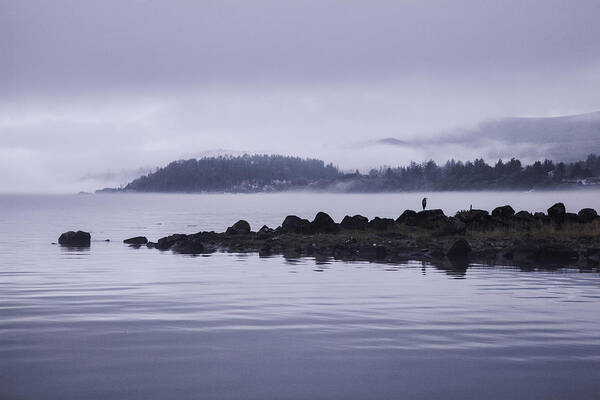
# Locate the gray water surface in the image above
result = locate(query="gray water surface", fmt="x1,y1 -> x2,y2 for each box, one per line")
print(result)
1,193 -> 599,399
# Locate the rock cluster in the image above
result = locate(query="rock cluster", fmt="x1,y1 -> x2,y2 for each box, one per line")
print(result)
60,203 -> 600,268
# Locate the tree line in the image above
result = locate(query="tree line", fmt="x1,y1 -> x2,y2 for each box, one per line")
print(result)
120,153 -> 600,193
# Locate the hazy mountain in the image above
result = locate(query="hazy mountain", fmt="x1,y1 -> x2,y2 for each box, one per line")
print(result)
376,111 -> 600,163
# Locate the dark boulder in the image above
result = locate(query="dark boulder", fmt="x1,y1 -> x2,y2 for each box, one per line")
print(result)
368,217 -> 396,231
578,208 -> 598,223
340,215 -> 369,230
256,225 -> 275,239
396,210 -> 418,225
492,205 -> 515,219
547,203 -> 566,220
446,239 -> 471,261
123,236 -> 148,245
311,212 -> 339,233
281,215 -> 311,234
156,234 -> 188,250
565,213 -> 580,223
226,220 -> 251,235
414,209 -> 448,229
437,217 -> 466,236
58,230 -> 91,247
455,209 -> 489,224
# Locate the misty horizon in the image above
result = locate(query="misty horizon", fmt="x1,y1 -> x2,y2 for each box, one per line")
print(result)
2,0 -> 600,193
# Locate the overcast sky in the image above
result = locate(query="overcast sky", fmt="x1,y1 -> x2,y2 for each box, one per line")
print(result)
2,0 -> 600,192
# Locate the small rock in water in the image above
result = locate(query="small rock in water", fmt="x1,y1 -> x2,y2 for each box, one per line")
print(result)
123,236 -> 148,245
58,230 -> 91,247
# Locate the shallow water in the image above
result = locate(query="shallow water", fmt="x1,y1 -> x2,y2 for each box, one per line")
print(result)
1,192 -> 600,399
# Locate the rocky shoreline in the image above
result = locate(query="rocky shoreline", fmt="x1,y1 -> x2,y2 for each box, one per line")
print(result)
58,202 -> 600,269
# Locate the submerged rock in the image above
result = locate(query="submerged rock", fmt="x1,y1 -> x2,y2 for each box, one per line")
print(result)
226,220 -> 251,235
58,230 -> 91,247
123,236 -> 148,245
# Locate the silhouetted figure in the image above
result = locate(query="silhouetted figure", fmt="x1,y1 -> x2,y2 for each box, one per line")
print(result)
422,197 -> 427,210
470,204 -> 472,211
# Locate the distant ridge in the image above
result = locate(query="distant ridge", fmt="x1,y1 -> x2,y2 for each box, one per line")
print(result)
375,111 -> 600,162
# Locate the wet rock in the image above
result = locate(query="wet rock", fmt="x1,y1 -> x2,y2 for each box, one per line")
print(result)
258,244 -> 272,257
123,236 -> 148,245
547,202 -> 566,220
226,220 -> 251,234
170,236 -> 206,254
311,212 -> 339,233
368,217 -> 396,231
58,230 -> 91,247
446,239 -> 471,261
156,233 -> 188,250
492,205 -> 515,219
281,215 -> 311,234
340,215 -> 369,230
396,210 -> 418,225
578,208 -> 598,223
146,242 -> 156,249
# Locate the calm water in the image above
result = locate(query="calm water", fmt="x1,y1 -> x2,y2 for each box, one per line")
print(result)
1,192 -> 600,399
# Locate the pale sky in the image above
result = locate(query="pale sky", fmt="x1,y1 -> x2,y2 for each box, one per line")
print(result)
2,0 -> 600,192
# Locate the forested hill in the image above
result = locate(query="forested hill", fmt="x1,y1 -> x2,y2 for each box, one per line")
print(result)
122,155 -> 339,192
105,154 -> 600,193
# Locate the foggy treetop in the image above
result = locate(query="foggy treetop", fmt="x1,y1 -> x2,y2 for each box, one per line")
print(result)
115,154 -> 600,193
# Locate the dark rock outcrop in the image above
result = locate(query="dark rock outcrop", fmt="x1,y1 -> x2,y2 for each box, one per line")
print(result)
455,209 -> 489,224
156,234 -> 188,250
368,217 -> 396,231
226,220 -> 251,234
281,215 -> 311,234
578,208 -> 598,223
414,209 -> 447,229
514,211 -> 535,222
257,225 -> 275,239
340,215 -> 369,230
311,212 -> 339,233
123,236 -> 148,245
58,230 -> 91,247
396,210 -> 418,225
170,236 -> 206,254
548,203 -> 566,220
492,205 -> 515,219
